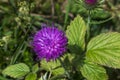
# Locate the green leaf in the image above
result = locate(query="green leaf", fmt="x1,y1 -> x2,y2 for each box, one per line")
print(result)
50,74 -> 65,80
38,72 -> 48,80
0,75 -> 8,80
66,15 -> 86,54
86,32 -> 120,68
41,60 -> 64,75
2,63 -> 30,78
80,61 -> 108,80
25,73 -> 37,80
32,63 -> 39,73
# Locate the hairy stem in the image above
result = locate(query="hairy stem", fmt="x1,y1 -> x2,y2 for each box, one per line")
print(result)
58,58 -> 72,80
86,10 -> 91,42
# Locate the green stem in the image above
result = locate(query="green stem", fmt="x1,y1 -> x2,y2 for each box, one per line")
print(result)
64,0 -> 71,30
58,58 -> 72,80
10,26 -> 30,65
86,10 -> 91,42
90,16 -> 113,24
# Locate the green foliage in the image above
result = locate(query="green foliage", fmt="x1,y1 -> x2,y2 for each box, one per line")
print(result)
0,76 -> 8,80
25,73 -> 37,80
41,60 -> 64,75
32,63 -> 39,73
66,15 -> 86,54
0,0 -> 120,80
2,63 -> 30,78
49,74 -> 65,80
39,72 -> 48,80
80,61 -> 108,80
86,32 -> 120,68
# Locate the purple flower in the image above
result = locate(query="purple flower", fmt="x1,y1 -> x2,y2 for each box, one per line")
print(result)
85,0 -> 97,5
32,25 -> 67,61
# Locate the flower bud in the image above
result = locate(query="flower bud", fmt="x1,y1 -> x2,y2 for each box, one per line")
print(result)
85,0 -> 97,5
84,0 -> 98,10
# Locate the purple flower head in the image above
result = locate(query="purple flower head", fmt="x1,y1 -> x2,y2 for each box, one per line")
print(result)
85,0 -> 97,5
32,25 -> 67,61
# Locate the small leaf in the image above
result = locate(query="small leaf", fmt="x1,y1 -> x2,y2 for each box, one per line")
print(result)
25,73 -> 37,80
0,75 -> 8,80
38,72 -> 48,80
86,32 -> 120,68
50,74 -> 65,80
41,60 -> 64,75
32,63 -> 39,73
66,15 -> 86,54
2,63 -> 30,78
80,61 -> 108,80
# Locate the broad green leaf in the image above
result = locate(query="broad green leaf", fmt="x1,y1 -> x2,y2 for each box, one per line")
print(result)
86,32 -> 120,68
41,60 -> 64,75
80,61 -> 108,80
2,63 -> 30,78
66,15 -> 86,54
25,73 -> 37,80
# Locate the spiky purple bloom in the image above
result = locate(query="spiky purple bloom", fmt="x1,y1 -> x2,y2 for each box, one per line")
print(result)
85,0 -> 97,5
32,26 -> 67,61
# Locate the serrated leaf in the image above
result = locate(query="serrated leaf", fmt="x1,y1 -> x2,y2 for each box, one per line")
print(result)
25,73 -> 37,80
80,61 -> 108,80
2,63 -> 30,78
66,15 -> 86,54
41,60 -> 64,75
86,32 -> 120,68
